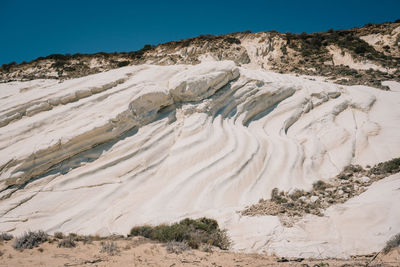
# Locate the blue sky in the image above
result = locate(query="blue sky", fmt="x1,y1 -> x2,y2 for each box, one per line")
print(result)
1,0 -> 399,64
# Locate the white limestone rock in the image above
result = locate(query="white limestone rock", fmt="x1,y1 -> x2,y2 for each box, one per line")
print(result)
168,61 -> 239,102
0,61 -> 399,259
359,176 -> 371,183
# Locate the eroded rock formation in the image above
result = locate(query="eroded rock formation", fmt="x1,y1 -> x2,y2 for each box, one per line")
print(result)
1,59 -> 400,258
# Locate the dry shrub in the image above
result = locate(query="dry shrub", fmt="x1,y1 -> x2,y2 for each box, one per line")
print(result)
100,241 -> 120,255
0,233 -> 13,241
312,180 -> 329,191
13,231 -> 48,250
165,241 -> 190,254
383,233 -> 400,254
54,232 -> 64,239
370,158 -> 400,175
57,236 -> 76,248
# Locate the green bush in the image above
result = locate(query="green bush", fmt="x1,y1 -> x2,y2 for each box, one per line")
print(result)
51,60 -> 67,68
224,37 -> 241,45
117,61 -> 130,67
129,217 -> 230,250
370,158 -> 400,174
130,225 -> 153,238
141,44 -> 155,51
354,44 -> 368,54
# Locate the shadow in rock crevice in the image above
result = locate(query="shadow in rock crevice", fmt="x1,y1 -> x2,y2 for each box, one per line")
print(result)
243,99 -> 284,127
204,78 -> 295,127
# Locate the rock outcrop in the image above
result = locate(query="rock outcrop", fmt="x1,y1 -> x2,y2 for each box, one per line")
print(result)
1,60 -> 400,258
1,21 -> 399,89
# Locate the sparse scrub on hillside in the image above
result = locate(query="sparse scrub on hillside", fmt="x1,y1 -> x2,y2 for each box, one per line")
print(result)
383,233 -> 400,254
289,189 -> 306,201
129,217 -> 230,250
243,157 -> 400,225
224,37 -> 241,45
282,30 -> 400,90
78,234 -> 96,244
283,27 -> 398,80
57,236 -> 76,248
13,231 -> 48,250
369,158 -> 400,175
54,232 -> 64,239
165,241 -> 190,254
141,44 -> 155,51
117,60 -> 130,67
45,54 -> 70,61
100,241 -> 120,255
271,188 -> 287,204
1,22 -> 399,88
65,233 -> 104,244
312,180 -> 329,191
1,61 -> 17,72
51,60 -> 68,68
0,232 -> 13,241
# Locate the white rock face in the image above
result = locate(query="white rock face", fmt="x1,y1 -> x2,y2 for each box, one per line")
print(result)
0,61 -> 400,258
169,61 -> 239,101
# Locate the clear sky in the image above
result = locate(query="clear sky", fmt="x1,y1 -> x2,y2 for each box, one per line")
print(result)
1,0 -> 399,64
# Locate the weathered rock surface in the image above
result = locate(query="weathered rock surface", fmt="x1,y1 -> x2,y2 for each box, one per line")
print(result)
0,60 -> 400,258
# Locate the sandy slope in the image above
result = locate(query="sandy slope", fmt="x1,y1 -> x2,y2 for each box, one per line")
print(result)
1,237 -> 399,267
0,61 -> 399,258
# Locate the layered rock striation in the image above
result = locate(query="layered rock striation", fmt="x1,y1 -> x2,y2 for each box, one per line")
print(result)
0,60 -> 400,258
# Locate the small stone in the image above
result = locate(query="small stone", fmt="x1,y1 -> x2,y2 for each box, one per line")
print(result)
310,196 -> 319,203
338,190 -> 344,195
359,176 -> 371,183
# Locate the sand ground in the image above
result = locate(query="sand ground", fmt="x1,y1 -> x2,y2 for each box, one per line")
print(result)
0,237 -> 399,267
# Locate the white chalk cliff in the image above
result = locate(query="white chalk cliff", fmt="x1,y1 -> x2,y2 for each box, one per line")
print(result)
1,60 -> 400,258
